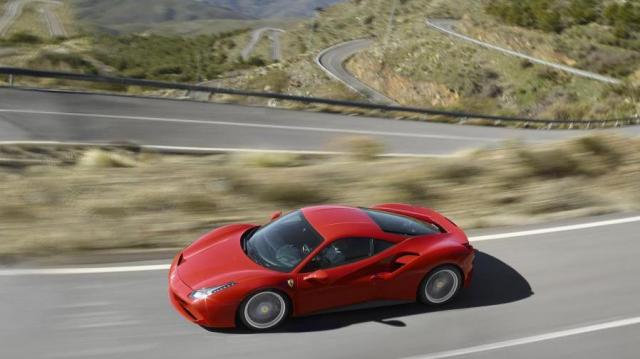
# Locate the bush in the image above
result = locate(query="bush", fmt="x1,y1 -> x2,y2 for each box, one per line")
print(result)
336,136 -> 385,161
434,161 -> 483,184
240,153 -> 304,168
488,0 -> 640,42
77,149 -> 137,168
258,181 -> 328,205
91,30 -> 252,82
6,32 -> 41,44
517,148 -> 583,178
247,56 -> 266,67
249,69 -> 289,92
574,135 -> 624,167
175,193 -> 218,213
388,175 -> 433,203
28,52 -> 98,74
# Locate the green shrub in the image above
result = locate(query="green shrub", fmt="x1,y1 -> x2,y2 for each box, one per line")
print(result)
247,56 -> 266,67
91,30 -> 253,82
6,32 -> 42,44
28,52 -> 98,74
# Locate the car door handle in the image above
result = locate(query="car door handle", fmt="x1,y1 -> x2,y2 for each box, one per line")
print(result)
370,273 -> 392,281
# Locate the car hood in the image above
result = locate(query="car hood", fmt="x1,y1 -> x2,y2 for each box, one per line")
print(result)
176,224 -> 267,289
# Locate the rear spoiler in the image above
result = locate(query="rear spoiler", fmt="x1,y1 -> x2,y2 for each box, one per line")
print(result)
371,203 -> 462,235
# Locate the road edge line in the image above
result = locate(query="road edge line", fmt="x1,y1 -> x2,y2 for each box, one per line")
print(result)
402,316 -> 640,359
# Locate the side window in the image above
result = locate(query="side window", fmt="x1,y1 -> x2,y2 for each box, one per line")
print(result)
364,209 -> 442,236
303,238 -> 395,272
372,239 -> 394,254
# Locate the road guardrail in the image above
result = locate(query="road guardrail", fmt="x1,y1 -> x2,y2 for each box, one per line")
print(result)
1,66 -> 638,128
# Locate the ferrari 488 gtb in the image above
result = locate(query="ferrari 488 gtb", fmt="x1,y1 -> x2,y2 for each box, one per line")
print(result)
169,203 -> 474,331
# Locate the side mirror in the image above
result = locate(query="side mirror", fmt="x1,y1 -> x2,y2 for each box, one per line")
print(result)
303,270 -> 329,283
270,211 -> 282,221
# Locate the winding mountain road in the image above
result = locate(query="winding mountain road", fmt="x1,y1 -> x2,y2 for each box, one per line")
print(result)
0,0 -> 26,36
241,27 -> 286,62
316,38 -> 397,105
316,19 -> 621,108
39,2 -> 65,37
425,19 -> 620,85
0,0 -> 66,37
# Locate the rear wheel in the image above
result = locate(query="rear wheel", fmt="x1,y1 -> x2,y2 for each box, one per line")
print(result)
418,265 -> 462,305
239,291 -> 289,331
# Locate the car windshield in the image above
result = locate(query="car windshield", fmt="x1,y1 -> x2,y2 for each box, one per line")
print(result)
244,211 -> 323,272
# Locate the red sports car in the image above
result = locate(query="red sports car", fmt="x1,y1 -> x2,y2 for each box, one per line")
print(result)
168,203 -> 474,331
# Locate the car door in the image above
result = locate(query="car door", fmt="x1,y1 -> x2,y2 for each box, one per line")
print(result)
294,237 -> 394,314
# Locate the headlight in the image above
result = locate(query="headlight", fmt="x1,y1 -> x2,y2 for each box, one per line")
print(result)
189,282 -> 236,300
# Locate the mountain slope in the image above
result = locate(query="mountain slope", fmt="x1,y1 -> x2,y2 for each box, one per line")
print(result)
213,0 -> 639,123
71,0 -> 250,28
200,0 -> 345,18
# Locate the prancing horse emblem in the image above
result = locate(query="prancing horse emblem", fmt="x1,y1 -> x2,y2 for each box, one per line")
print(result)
287,279 -> 295,288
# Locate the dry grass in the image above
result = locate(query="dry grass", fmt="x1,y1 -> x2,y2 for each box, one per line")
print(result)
1,134 -> 639,257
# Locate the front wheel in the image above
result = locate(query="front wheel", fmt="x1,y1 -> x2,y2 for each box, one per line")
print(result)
239,290 -> 289,331
418,265 -> 462,305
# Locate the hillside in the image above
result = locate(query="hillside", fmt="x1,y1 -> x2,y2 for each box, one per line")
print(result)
200,0 -> 346,18
69,0 -> 348,34
71,0 -> 250,33
211,0 -> 640,122
4,0 -> 639,124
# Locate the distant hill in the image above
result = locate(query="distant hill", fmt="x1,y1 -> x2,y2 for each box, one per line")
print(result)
71,0 -> 250,28
199,0 -> 346,18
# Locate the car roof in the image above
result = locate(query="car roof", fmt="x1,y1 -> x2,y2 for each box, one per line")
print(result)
300,205 -> 383,242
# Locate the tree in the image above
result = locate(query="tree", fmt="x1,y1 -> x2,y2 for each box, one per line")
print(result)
568,0 -> 599,25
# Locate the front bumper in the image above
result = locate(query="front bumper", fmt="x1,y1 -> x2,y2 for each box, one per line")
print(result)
168,255 -> 238,328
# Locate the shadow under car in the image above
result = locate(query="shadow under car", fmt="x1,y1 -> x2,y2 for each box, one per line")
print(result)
205,250 -> 533,333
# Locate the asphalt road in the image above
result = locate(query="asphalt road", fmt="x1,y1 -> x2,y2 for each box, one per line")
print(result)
0,0 -> 65,37
268,29 -> 283,61
425,19 -> 620,85
40,2 -> 66,37
0,0 -> 25,36
0,87 -> 613,156
2,213 -> 640,359
316,39 -> 397,105
241,27 -> 286,62
1,88 -> 640,358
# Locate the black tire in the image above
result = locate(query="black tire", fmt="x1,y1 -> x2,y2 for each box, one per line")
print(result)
418,265 -> 462,305
239,290 -> 289,331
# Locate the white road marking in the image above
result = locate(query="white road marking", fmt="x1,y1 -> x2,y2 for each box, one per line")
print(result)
0,264 -> 170,276
403,316 -> 640,359
43,344 -> 154,358
468,215 -> 640,242
0,108 -> 496,142
1,215 -> 639,276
